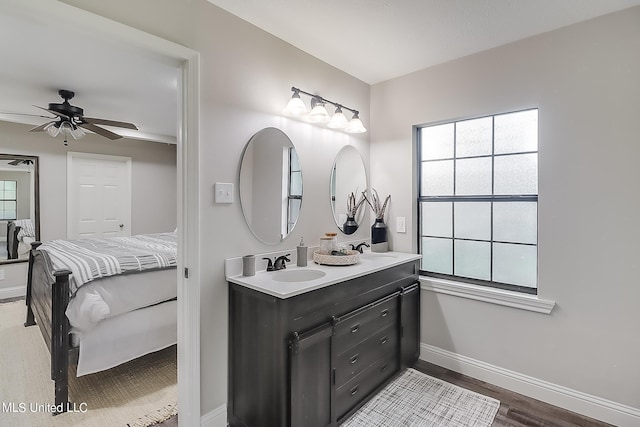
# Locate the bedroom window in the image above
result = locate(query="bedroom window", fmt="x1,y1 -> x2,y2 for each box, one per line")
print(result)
0,180 -> 18,220
417,109 -> 538,294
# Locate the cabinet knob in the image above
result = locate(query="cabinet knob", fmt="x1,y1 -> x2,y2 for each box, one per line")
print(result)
381,362 -> 388,372
350,385 -> 359,396
381,308 -> 389,317
350,324 -> 360,333
350,353 -> 359,364
380,336 -> 388,345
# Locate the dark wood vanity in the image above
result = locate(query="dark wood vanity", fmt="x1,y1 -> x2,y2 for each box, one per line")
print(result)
228,259 -> 420,427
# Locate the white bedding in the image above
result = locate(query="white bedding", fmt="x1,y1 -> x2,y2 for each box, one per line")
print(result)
66,268 -> 177,333
73,299 -> 177,376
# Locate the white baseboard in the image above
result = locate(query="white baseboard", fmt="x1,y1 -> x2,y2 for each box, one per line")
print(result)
420,343 -> 640,427
201,403 -> 227,427
0,285 -> 25,300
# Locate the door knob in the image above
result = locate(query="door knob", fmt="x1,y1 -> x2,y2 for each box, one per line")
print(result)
119,224 -> 124,229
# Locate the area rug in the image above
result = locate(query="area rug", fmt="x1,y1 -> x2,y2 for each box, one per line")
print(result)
0,301 -> 177,427
342,368 -> 500,427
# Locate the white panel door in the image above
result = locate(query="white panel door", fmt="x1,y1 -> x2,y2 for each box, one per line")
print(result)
67,152 -> 132,239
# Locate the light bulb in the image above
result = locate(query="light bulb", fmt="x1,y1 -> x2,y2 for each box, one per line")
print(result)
307,99 -> 330,123
282,91 -> 308,117
45,122 -> 60,137
345,112 -> 367,134
59,121 -> 73,136
327,106 -> 349,129
70,126 -> 85,140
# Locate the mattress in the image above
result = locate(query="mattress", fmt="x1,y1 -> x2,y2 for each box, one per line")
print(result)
73,299 -> 177,376
66,267 -> 177,333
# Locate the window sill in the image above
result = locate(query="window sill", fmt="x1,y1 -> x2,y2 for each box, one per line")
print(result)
419,276 -> 556,314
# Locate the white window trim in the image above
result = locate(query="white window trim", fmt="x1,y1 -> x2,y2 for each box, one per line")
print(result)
420,276 -> 555,314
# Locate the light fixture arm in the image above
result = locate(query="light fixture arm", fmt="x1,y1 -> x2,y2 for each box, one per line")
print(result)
290,87 -> 359,117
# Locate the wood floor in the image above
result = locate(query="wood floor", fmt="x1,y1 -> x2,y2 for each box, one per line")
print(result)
413,360 -> 613,427
157,361 -> 612,427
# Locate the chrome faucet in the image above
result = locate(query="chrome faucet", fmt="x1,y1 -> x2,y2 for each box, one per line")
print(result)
350,242 -> 370,253
274,254 -> 291,270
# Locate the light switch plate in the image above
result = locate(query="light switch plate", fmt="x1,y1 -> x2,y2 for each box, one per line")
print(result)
396,216 -> 406,233
214,182 -> 234,203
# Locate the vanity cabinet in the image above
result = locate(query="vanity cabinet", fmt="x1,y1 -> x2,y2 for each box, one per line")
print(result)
228,260 -> 420,427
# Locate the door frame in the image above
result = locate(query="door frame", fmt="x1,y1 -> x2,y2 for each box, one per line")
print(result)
12,1 -> 202,424
66,152 -> 132,239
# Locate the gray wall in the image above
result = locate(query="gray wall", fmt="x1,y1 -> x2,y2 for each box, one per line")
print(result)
371,7 -> 640,409
60,0 -> 371,416
0,120 -> 177,289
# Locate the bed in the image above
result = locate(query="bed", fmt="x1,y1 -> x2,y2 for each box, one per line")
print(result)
23,231 -> 178,414
6,219 -> 36,259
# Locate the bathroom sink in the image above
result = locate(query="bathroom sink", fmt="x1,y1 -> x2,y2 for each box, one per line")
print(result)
272,269 -> 327,282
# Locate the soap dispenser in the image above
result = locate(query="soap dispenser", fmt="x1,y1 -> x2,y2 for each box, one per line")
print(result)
297,237 -> 308,267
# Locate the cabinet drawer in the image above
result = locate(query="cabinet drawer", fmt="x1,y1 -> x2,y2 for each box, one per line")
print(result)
335,323 -> 398,387
334,294 -> 398,352
335,354 -> 399,420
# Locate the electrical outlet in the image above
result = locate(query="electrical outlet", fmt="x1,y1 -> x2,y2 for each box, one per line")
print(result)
396,217 -> 406,233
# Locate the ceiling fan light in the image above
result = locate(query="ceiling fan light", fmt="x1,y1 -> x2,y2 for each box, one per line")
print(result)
45,122 -> 60,137
70,126 -> 85,140
327,107 -> 349,129
59,121 -> 74,136
345,112 -> 367,134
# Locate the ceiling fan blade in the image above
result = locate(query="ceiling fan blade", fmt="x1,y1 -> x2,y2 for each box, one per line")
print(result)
78,122 -> 122,140
33,105 -> 70,120
0,111 -> 55,119
82,117 -> 138,130
29,121 -> 55,132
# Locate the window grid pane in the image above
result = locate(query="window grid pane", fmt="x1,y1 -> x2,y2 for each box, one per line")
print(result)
418,109 -> 538,292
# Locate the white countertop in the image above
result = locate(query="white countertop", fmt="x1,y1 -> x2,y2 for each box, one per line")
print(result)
226,250 -> 421,299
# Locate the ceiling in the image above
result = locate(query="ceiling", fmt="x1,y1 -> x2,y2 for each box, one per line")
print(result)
207,0 -> 640,84
0,2 -> 179,144
1,1 -> 639,143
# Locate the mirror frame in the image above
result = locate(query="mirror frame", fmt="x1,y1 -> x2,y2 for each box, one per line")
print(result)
239,127 -> 302,245
0,153 -> 40,264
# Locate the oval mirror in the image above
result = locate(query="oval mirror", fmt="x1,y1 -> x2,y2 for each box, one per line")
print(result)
239,128 -> 302,244
330,146 -> 367,234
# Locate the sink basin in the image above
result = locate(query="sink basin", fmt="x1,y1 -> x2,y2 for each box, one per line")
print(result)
272,269 -> 327,282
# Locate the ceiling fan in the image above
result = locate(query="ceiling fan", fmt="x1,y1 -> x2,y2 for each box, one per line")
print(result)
25,89 -> 138,143
8,159 -> 33,166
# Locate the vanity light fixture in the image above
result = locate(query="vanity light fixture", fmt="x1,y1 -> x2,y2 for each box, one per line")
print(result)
283,86 -> 367,134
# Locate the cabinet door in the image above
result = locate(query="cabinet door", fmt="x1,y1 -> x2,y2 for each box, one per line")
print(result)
290,322 -> 333,427
400,282 -> 420,368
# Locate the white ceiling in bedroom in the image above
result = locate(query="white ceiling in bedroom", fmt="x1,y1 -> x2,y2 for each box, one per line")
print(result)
0,3 -> 179,144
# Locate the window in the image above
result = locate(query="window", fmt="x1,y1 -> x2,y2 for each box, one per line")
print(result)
417,109 -> 538,294
286,147 -> 302,234
0,180 -> 18,220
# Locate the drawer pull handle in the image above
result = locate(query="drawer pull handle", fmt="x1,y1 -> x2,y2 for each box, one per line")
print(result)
350,354 -> 359,364
380,336 -> 388,345
381,363 -> 388,372
351,324 -> 360,333
350,385 -> 359,396
381,309 -> 389,317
